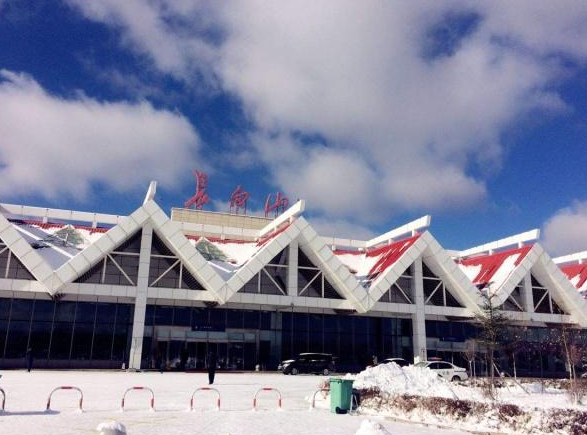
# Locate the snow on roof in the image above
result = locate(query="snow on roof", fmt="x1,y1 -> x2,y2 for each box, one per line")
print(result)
334,234 -> 420,286
187,236 -> 263,280
458,245 -> 532,292
560,263 -> 587,295
184,221 -> 293,280
6,219 -> 108,269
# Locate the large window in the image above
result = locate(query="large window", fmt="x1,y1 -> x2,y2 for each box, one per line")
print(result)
297,249 -> 343,299
148,233 -> 206,290
240,249 -> 288,295
379,266 -> 413,303
0,297 -> 133,368
75,231 -> 141,286
422,263 -> 463,308
532,276 -> 567,314
281,312 -> 413,369
0,241 -> 35,280
502,283 -> 524,312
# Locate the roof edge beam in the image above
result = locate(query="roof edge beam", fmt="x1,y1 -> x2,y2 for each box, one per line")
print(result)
553,250 -> 587,265
458,229 -> 540,258
258,199 -> 305,237
0,202 -> 125,227
365,215 -> 431,249
143,181 -> 157,205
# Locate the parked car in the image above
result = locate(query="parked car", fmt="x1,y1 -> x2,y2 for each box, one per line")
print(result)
278,353 -> 335,375
414,360 -> 468,381
379,358 -> 410,367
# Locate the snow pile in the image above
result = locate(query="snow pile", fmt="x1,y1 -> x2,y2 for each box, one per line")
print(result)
96,421 -> 127,435
352,363 -> 458,399
354,419 -> 392,435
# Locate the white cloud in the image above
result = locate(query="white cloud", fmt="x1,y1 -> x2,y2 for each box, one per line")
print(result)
307,217 -> 376,242
65,1 -> 587,220
542,201 -> 587,256
65,0 -> 218,84
0,70 -> 199,200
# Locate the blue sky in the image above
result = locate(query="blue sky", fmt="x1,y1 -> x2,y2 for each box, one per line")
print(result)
1,0 -> 587,254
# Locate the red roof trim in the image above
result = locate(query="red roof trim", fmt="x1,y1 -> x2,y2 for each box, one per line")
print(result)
459,245 -> 532,286
561,263 -> 587,290
367,234 -> 420,279
333,234 -> 421,281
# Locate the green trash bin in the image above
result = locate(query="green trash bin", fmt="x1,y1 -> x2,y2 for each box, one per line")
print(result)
329,378 -> 354,414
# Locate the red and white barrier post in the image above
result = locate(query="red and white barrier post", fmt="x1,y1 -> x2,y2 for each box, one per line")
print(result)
121,386 -> 155,411
310,388 -> 330,410
0,387 -> 5,412
189,387 -> 221,411
252,387 -> 282,411
46,386 -> 83,412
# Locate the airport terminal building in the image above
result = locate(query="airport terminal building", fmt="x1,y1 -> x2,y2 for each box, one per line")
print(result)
0,183 -> 586,375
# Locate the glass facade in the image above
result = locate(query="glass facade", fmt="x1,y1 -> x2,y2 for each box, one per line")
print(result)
281,311 -> 412,371
140,304 -> 413,372
0,297 -> 133,369
426,320 -> 587,378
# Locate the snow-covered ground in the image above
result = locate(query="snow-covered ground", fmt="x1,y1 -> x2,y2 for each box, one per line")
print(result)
351,363 -> 587,410
0,370 -> 469,435
318,363 -> 587,434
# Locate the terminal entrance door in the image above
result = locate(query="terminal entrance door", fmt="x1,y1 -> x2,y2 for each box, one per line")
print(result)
159,337 -> 257,370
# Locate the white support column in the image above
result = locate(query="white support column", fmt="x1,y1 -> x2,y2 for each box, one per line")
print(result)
522,273 -> 534,313
287,238 -> 298,297
411,257 -> 427,363
128,223 -> 153,370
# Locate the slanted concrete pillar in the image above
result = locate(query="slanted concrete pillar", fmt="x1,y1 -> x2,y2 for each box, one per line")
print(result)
411,257 -> 427,363
522,273 -> 534,313
128,223 -> 153,370
287,239 -> 298,296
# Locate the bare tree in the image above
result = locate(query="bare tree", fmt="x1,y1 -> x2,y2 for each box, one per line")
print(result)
558,324 -> 587,404
474,290 -> 510,399
463,339 -> 478,386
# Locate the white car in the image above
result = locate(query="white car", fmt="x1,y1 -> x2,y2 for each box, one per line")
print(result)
414,361 -> 468,381
379,358 -> 410,367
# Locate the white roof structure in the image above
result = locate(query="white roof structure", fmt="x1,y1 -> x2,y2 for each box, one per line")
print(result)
1,183 -> 586,327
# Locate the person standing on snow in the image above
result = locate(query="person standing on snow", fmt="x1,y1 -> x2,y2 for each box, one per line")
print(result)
25,347 -> 33,372
207,351 -> 217,385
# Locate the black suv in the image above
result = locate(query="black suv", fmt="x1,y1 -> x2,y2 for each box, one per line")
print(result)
278,353 -> 335,375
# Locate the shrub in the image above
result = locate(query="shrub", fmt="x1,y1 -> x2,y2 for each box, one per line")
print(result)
497,403 -> 523,418
543,409 -> 587,435
356,387 -> 587,433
